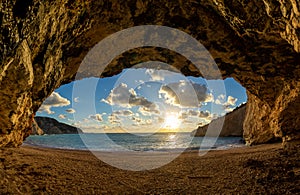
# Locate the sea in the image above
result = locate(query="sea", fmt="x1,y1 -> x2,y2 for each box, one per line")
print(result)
23,133 -> 244,152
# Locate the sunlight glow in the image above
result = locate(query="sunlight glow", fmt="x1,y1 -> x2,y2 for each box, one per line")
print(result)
168,134 -> 176,140
163,113 -> 181,130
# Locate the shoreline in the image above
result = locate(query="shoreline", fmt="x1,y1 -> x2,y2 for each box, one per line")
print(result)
1,143 -> 299,194
22,141 -> 246,153
23,134 -> 245,153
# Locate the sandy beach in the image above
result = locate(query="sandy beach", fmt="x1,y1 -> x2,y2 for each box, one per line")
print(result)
0,143 -> 299,194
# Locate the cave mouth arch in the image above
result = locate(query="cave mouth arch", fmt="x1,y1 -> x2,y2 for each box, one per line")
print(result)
29,68 -> 246,169
31,65 -> 248,170
1,0 -> 300,149
34,65 -> 248,141
33,33 -> 298,149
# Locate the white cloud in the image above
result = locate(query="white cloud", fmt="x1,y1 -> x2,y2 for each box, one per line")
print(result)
219,94 -> 226,100
188,110 -> 199,116
101,83 -> 135,107
71,118 -> 106,131
215,99 -> 222,105
197,122 -> 204,126
138,104 -> 160,116
215,94 -> 225,105
108,114 -> 120,124
179,110 -> 211,120
183,120 -> 194,124
66,108 -> 76,113
179,112 -> 188,120
89,114 -> 103,122
215,95 -> 238,112
58,114 -> 66,119
205,93 -> 214,103
38,92 -> 70,114
226,96 -> 237,106
224,107 -> 234,112
129,96 -> 153,108
74,97 -> 79,103
159,81 -> 210,108
131,117 -> 153,126
102,83 -> 160,116
179,110 -> 199,119
132,116 -> 142,123
143,119 -> 153,125
113,110 -> 134,116
83,118 -> 89,122
102,83 -> 155,110
145,69 -> 165,81
71,121 -> 81,127
199,110 -> 211,118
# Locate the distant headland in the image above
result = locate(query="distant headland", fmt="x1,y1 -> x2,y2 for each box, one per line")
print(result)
32,117 -> 82,135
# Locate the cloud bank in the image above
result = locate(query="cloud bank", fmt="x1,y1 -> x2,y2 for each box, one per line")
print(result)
159,81 -> 212,108
66,108 -> 76,113
89,114 -> 103,122
215,95 -> 238,112
102,83 -> 160,116
38,92 -> 70,114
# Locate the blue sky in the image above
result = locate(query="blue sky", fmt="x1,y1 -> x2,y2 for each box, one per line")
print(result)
36,68 -> 247,133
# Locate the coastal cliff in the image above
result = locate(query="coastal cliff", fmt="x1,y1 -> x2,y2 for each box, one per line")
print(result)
193,104 -> 246,137
0,0 -> 300,148
33,117 -> 82,135
31,119 -> 43,135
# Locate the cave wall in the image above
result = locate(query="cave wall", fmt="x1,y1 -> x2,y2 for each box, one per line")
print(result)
0,0 -> 299,147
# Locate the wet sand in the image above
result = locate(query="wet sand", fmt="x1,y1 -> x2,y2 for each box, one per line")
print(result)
0,143 -> 299,194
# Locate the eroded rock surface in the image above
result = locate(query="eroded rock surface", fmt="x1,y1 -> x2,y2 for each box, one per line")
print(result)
0,0 -> 300,147
32,118 -> 43,135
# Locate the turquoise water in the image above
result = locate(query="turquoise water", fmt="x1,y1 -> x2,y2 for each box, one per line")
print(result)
24,133 -> 244,152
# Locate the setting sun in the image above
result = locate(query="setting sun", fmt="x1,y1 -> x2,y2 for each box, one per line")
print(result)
163,113 -> 181,129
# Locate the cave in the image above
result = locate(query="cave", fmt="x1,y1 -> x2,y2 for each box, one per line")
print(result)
0,0 -> 300,148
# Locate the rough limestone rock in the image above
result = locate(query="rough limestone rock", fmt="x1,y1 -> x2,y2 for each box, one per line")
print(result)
193,104 -> 246,137
31,118 -> 43,135
0,0 -> 300,147
34,117 -> 82,134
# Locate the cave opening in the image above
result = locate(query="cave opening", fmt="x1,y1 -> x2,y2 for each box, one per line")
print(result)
28,66 -> 247,151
